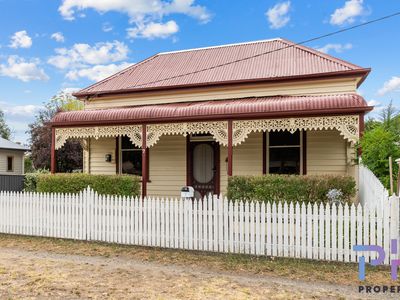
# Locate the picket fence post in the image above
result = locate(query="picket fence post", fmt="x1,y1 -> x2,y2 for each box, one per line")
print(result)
389,194 -> 400,261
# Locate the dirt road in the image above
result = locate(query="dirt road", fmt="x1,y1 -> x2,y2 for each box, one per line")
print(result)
0,245 -> 382,299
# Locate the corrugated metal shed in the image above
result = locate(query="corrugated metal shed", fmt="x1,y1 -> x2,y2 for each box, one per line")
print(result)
74,39 -> 369,97
52,94 -> 371,125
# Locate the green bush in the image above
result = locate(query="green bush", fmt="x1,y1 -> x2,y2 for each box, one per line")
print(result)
227,174 -> 356,204
36,173 -> 140,197
24,169 -> 50,192
360,126 -> 400,192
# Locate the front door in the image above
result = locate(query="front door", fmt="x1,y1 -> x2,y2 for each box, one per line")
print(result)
189,137 -> 219,199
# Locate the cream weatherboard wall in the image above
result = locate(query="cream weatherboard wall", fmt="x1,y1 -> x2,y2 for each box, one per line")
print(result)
306,130 -> 348,175
87,138 -> 116,175
147,135 -> 186,197
0,150 -> 24,175
233,132 -> 264,176
83,77 -> 360,110
220,132 -> 264,195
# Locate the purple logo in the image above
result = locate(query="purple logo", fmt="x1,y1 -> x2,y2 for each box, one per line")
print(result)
353,239 -> 400,280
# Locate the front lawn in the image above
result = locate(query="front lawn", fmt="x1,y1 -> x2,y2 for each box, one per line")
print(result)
0,234 -> 393,286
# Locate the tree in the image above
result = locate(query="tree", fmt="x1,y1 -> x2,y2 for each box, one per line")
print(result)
361,101 -> 400,192
29,91 -> 84,172
361,126 -> 400,190
0,109 -> 11,140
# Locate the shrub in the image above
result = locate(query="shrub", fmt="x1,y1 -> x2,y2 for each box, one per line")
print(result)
24,169 -> 50,192
36,173 -> 140,197
227,174 -> 356,204
360,126 -> 400,191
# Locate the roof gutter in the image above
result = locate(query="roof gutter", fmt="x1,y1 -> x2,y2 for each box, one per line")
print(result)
73,69 -> 371,99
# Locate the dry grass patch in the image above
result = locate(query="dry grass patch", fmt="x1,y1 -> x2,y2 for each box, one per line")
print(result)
0,234 -> 394,286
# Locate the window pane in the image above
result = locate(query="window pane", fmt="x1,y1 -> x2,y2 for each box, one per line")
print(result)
7,157 -> 13,171
121,136 -> 139,150
269,130 -> 300,146
121,151 -> 142,176
269,148 -> 300,174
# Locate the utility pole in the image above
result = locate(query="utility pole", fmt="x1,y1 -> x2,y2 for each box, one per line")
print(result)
396,158 -> 400,196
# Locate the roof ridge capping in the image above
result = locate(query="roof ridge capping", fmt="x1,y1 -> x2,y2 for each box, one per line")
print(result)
158,38 -> 283,55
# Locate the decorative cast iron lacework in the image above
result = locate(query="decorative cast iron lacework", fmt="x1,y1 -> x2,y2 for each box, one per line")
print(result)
55,121 -> 229,149
146,121 -> 229,147
233,115 -> 360,145
55,125 -> 142,149
55,115 -> 359,149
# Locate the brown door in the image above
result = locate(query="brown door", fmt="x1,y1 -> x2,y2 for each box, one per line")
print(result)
189,140 -> 219,199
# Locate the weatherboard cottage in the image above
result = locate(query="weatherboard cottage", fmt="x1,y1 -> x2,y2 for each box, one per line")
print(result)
50,39 -> 372,198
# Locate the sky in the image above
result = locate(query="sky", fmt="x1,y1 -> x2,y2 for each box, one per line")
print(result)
0,0 -> 399,144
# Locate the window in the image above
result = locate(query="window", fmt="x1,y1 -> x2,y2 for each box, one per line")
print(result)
119,136 -> 142,176
268,131 -> 302,175
7,156 -> 13,172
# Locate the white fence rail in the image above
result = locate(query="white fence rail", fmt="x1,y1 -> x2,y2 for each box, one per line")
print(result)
0,188 -> 399,264
359,164 -> 390,212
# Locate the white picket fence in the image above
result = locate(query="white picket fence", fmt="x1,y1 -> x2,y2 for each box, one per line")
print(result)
359,164 -> 390,212
0,188 -> 399,264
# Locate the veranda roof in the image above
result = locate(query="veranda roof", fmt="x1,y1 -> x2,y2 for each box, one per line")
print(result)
52,94 -> 371,126
73,39 -> 370,98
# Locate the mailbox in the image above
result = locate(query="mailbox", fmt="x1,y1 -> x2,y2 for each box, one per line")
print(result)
181,186 -> 194,198
105,154 -> 112,162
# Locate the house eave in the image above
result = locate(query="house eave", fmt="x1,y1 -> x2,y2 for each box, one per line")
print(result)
73,69 -> 371,100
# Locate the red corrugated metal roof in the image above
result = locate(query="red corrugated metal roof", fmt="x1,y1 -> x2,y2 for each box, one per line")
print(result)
52,94 -> 371,126
74,39 -> 369,97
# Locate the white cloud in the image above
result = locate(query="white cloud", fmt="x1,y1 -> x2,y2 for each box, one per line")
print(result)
377,76 -> 400,96
62,87 -> 81,94
367,100 -> 380,106
3,104 -> 42,116
9,30 -> 32,49
330,0 -> 366,26
316,43 -> 353,54
0,56 -> 49,82
48,41 -> 129,69
127,20 -> 179,39
265,1 -> 291,29
51,32 -> 65,43
59,0 -> 210,23
66,63 -> 131,82
102,22 -> 113,32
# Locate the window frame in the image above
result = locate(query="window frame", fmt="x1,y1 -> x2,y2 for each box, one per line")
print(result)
7,156 -> 14,172
266,131 -> 303,175
118,136 -> 143,176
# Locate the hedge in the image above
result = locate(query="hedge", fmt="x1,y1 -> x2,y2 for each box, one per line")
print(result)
35,173 -> 140,197
227,175 -> 356,204
24,169 -> 50,192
